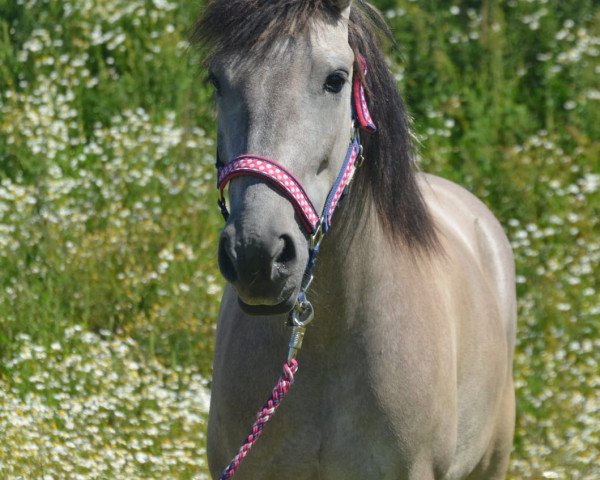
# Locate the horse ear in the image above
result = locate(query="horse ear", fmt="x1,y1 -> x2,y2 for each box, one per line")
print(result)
331,0 -> 352,20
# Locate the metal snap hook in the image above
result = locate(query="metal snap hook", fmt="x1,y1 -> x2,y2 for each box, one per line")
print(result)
291,299 -> 314,327
287,299 -> 314,362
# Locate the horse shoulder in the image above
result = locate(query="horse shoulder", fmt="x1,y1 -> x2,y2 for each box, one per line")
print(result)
418,173 -> 517,349
414,173 -> 517,478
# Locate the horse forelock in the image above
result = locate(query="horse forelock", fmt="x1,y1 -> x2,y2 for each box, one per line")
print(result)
192,0 -> 439,252
191,0 -> 340,59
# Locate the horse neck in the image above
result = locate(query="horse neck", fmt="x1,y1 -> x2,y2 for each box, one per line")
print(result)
310,184 -> 387,333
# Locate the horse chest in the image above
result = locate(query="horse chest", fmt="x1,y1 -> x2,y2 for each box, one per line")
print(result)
311,381 -> 405,479
209,338 -> 411,480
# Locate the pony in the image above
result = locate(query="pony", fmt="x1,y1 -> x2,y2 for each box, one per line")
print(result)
193,1 -> 517,478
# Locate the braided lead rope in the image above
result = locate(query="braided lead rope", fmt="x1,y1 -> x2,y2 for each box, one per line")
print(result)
219,359 -> 299,480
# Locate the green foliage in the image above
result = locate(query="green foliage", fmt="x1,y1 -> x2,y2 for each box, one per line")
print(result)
0,0 -> 219,376
0,0 -> 598,478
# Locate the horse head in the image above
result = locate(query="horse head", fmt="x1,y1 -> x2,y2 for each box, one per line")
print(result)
208,1 -> 356,315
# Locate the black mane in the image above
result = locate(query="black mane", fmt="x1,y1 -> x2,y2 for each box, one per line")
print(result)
192,0 -> 439,252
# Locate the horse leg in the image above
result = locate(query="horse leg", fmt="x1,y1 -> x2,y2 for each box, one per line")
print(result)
466,378 -> 515,480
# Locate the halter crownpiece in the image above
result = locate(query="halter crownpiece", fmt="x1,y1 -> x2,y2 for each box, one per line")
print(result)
353,54 -> 377,133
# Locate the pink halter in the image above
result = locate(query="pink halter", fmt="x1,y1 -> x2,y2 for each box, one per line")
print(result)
216,54 -> 376,236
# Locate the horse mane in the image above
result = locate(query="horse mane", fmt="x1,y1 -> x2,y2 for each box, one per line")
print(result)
192,0 -> 439,252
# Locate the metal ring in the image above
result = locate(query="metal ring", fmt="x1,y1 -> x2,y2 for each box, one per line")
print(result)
290,300 -> 314,327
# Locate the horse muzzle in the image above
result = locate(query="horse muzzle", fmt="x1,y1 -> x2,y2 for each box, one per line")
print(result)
218,207 -> 306,315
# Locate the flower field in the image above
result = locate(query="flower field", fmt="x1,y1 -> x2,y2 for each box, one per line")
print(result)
0,0 -> 598,478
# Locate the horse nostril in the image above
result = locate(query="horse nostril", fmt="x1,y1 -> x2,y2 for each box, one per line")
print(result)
218,233 -> 238,283
274,234 -> 297,266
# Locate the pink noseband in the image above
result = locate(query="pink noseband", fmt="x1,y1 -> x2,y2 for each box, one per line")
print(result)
218,155 -> 321,232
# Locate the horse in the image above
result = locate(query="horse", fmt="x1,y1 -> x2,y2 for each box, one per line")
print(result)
193,1 -> 517,478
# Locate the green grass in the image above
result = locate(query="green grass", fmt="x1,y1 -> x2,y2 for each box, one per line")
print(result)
0,0 -> 598,478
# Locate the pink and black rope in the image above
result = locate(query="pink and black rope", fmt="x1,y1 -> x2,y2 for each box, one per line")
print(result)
219,359 -> 299,480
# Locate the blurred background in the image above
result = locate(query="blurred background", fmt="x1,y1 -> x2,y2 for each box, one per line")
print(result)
0,0 -> 597,478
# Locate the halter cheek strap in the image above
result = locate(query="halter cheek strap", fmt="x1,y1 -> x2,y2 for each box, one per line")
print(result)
216,54 -> 375,237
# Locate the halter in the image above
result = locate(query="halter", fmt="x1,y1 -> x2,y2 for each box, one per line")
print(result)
214,55 -> 376,480
217,56 -> 374,225
216,54 -> 375,359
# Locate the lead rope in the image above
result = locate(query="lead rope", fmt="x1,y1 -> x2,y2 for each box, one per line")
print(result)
218,359 -> 298,480
218,257 -> 316,480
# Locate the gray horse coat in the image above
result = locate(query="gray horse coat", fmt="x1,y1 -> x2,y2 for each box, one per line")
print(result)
194,1 -> 517,479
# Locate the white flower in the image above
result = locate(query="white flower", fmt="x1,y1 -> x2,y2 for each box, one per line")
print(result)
542,471 -> 560,479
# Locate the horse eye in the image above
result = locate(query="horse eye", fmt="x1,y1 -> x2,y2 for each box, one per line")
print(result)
324,73 -> 346,94
207,72 -> 222,95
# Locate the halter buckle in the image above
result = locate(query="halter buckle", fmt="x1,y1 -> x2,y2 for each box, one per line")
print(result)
310,222 -> 325,251
355,144 -> 365,168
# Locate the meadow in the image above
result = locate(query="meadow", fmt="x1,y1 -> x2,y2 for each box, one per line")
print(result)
0,0 -> 598,478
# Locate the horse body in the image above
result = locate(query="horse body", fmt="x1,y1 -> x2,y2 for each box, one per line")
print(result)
208,173 -> 515,480
195,1 -> 516,478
